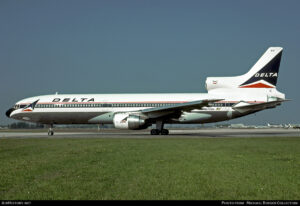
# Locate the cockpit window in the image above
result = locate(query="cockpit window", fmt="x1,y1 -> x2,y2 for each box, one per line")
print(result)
14,104 -> 27,109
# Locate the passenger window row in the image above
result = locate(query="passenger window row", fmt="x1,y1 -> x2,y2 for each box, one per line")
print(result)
33,103 -> 178,108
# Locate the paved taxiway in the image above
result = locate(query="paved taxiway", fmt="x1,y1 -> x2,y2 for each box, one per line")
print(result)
0,128 -> 299,138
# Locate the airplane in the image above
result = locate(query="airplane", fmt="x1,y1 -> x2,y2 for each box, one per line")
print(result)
267,123 -> 284,128
286,124 -> 300,129
6,47 -> 288,135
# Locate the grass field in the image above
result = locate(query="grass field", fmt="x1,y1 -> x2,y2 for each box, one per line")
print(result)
0,137 -> 299,200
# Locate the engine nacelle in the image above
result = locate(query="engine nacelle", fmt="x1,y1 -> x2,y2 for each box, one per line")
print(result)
113,113 -> 147,130
205,76 -> 241,92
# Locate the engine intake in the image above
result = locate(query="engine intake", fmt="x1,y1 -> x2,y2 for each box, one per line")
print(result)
113,113 -> 147,130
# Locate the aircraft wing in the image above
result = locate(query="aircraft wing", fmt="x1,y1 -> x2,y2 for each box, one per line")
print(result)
233,99 -> 290,113
139,99 -> 223,119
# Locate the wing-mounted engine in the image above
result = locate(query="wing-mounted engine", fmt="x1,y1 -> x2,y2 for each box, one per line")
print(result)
113,113 -> 149,130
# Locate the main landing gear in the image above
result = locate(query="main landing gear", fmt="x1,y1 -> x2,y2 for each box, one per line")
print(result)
48,124 -> 54,136
150,120 -> 169,135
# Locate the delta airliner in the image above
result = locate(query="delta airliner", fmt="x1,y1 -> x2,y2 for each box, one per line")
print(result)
6,47 -> 288,135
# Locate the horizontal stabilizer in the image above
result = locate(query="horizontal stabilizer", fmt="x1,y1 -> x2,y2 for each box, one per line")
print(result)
233,99 -> 289,113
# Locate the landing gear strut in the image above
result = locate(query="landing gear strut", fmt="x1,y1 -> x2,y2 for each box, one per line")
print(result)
150,120 -> 169,135
48,124 -> 54,136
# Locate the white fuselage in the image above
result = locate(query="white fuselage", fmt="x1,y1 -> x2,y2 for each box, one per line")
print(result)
9,88 -> 284,125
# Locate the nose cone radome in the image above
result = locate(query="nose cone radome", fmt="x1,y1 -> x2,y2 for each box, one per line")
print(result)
6,108 -> 15,118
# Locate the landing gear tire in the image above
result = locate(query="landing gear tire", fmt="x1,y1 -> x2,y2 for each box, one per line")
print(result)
150,129 -> 169,135
161,129 -> 169,135
48,124 -> 54,136
151,120 -> 169,135
151,129 -> 160,135
48,131 -> 54,136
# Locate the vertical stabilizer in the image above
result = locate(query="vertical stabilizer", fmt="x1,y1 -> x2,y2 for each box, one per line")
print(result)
239,47 -> 283,88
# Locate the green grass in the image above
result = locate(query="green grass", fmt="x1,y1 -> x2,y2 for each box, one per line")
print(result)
0,137 -> 299,200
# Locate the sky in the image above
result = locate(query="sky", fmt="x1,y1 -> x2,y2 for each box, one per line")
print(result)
0,0 -> 299,125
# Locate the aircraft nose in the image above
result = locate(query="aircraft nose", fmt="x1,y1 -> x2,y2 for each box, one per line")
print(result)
6,108 -> 15,118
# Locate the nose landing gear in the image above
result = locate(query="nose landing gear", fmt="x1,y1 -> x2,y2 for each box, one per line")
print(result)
48,124 -> 54,136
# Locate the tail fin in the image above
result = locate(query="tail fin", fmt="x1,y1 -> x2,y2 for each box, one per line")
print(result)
206,47 -> 283,92
239,47 -> 283,88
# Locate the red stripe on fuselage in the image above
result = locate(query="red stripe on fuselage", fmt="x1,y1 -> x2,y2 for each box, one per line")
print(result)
23,109 -> 32,112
